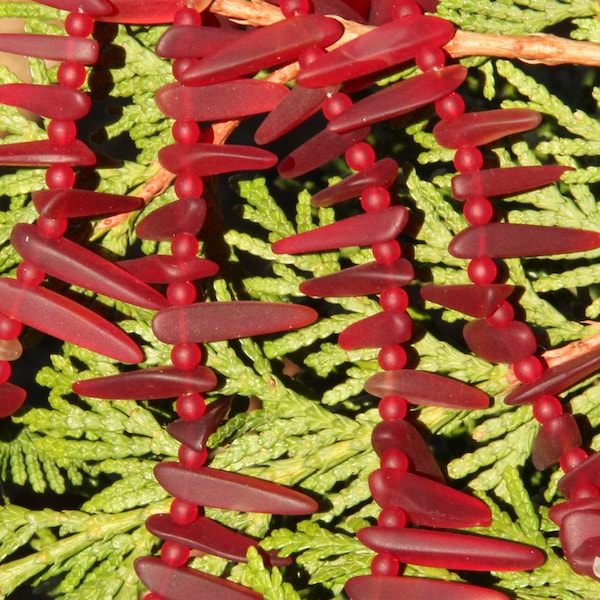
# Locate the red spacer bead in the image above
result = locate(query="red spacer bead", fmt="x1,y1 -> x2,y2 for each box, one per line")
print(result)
436,92 -> 465,120
16,262 -> 45,287
391,0 -> 422,20
176,393 -> 207,421
467,257 -> 497,284
464,196 -> 494,225
532,395 -> 563,424
373,241 -> 401,264
178,445 -> 208,469
486,301 -> 514,328
380,287 -> 409,312
298,46 -> 325,69
174,7 -> 202,26
378,344 -> 407,370
280,0 -> 312,17
172,121 -> 201,145
380,448 -> 409,471
65,12 -> 94,37
161,540 -> 190,568
512,355 -> 543,383
171,343 -> 202,370
560,448 -> 589,476
37,217 -> 68,239
345,142 -> 376,171
378,395 -> 407,420
322,93 -> 353,121
378,506 -> 407,528
58,62 -> 86,88
47,120 -> 77,145
175,173 -> 204,199
361,186 -> 391,212
371,552 -> 400,576
170,498 -> 198,524
415,45 -> 446,72
46,165 -> 76,190
454,146 -> 483,172
171,233 -> 199,258
0,360 -> 11,384
167,281 -> 197,305
172,57 -> 200,81
0,315 -> 22,340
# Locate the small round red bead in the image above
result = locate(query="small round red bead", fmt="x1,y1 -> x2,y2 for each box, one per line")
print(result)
280,0 -> 312,17
512,355 -> 543,383
373,240 -> 401,264
380,287 -> 409,312
171,343 -> 202,370
298,47 -> 325,69
467,257 -> 497,284
361,186 -> 390,212
178,445 -> 208,469
454,146 -> 483,172
378,344 -> 407,370
0,360 -> 11,384
161,541 -> 190,567
380,448 -> 409,471
379,395 -> 408,420
46,165 -> 76,190
167,281 -> 197,305
65,12 -> 95,37
486,301 -> 514,328
532,395 -> 563,424
322,93 -> 352,120
172,120 -> 201,145
371,552 -> 400,576
560,448 -> 589,476
174,7 -> 202,26
37,217 -> 68,239
58,62 -> 86,88
175,173 -> 204,199
17,262 -> 45,287
415,45 -> 445,72
391,0 -> 421,19
0,315 -> 22,340
435,93 -> 465,120
345,142 -> 376,171
378,506 -> 407,528
170,498 -> 198,524
48,120 -> 77,145
171,233 -> 199,258
176,393 -> 207,421
464,196 -> 493,225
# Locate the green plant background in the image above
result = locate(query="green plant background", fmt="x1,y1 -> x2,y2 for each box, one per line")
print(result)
1,0 -> 600,598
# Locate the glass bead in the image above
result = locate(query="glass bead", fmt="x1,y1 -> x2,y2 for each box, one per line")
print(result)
373,240 -> 401,264
16,262 -> 45,287
171,343 -> 202,370
176,393 -> 207,421
0,360 -> 11,384
171,233 -> 199,258
339,310 -> 412,350
421,283 -> 513,318
370,552 -> 400,576
172,121 -> 201,145
345,142 -> 376,171
380,287 -> 408,311
322,93 -> 353,120
467,257 -> 497,284
464,319 -> 536,363
464,196 -> 493,225
58,61 -> 86,88
454,146 -> 483,172
380,448 -> 409,471
178,445 -> 208,469
561,449 -> 589,476
46,165 -> 75,190
0,315 -> 22,340
65,12 -> 94,37
47,120 -> 77,145
37,217 -> 68,239
161,540 -> 190,568
378,395 -> 407,420
532,413 -> 582,471
175,173 -> 204,199
167,281 -> 197,306
378,506 -> 407,528
170,498 -> 198,525
512,355 -> 543,383
435,92 -> 465,120
378,344 -> 407,370
532,395 -> 562,424
415,44 -> 445,72
281,0 -> 312,17
174,7 -> 202,26
298,46 -> 325,69
172,57 -> 200,81
361,186 -> 390,212
486,301 -> 514,328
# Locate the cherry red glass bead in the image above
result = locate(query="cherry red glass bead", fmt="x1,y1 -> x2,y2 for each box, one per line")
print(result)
380,448 -> 409,470
415,44 -> 445,71
16,262 -> 45,287
373,240 -> 401,264
47,120 -> 77,145
161,541 -> 190,568
560,448 -> 588,475
454,146 -> 483,172
532,395 -> 562,423
380,287 -> 408,311
378,506 -> 407,528
171,343 -> 202,370
176,393 -> 206,421
0,315 -> 22,340
167,281 -> 197,306
467,257 -> 497,284
36,217 -> 68,239
322,92 -> 353,120
172,121 -> 201,145
58,61 -> 87,87
378,395 -> 408,420
464,320 -> 537,364
174,6 -> 202,26
46,165 -> 76,189
512,355 -> 543,383
435,92 -> 465,120
178,445 -> 208,469
170,498 -> 198,525
156,26 -> 244,60
339,311 -> 412,350
486,301 -> 514,327
464,196 -> 494,225
370,552 -> 400,576
421,283 -> 513,318
532,413 -> 582,471
345,142 -> 376,171
171,233 -> 199,258
136,198 -> 207,241
361,186 -> 391,212
378,344 -> 407,370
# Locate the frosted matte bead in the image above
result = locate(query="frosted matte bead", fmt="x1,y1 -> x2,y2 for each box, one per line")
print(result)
119,255 -> 219,284
0,34 -> 98,63
449,224 -> 600,258
72,366 -> 217,399
0,279 -> 142,363
365,370 -> 489,409
33,189 -> 142,219
420,284 -> 513,318
300,259 -> 413,297
345,575 -> 510,600
154,462 -> 319,514
532,414 -> 582,471
152,301 -> 317,344
559,452 -> 600,499
0,339 -> 22,361
433,108 -> 542,149
0,85 -> 90,121
159,143 -> 277,176
357,527 -> 544,571
146,514 -> 291,566
135,557 -> 261,600
11,224 -> 169,311
0,140 -> 95,167
36,0 -> 112,14
452,166 -> 572,200
372,420 -> 444,482
272,206 -> 408,254
167,397 -> 231,451
135,198 -> 207,241
463,319 -> 537,363
327,65 -> 467,133
156,80 -> 288,121
97,0 -> 203,23
0,382 -> 26,418
310,159 -> 398,208
255,84 -> 337,145
178,15 -> 344,86
296,16 -> 455,88
549,497 -> 600,526
338,310 -> 412,350
559,509 -> 600,579
278,126 -> 371,178
156,26 -> 245,58
505,345 -> 600,406
369,468 -> 491,527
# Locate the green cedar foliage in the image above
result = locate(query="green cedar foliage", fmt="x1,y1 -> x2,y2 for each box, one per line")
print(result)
0,0 -> 599,598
